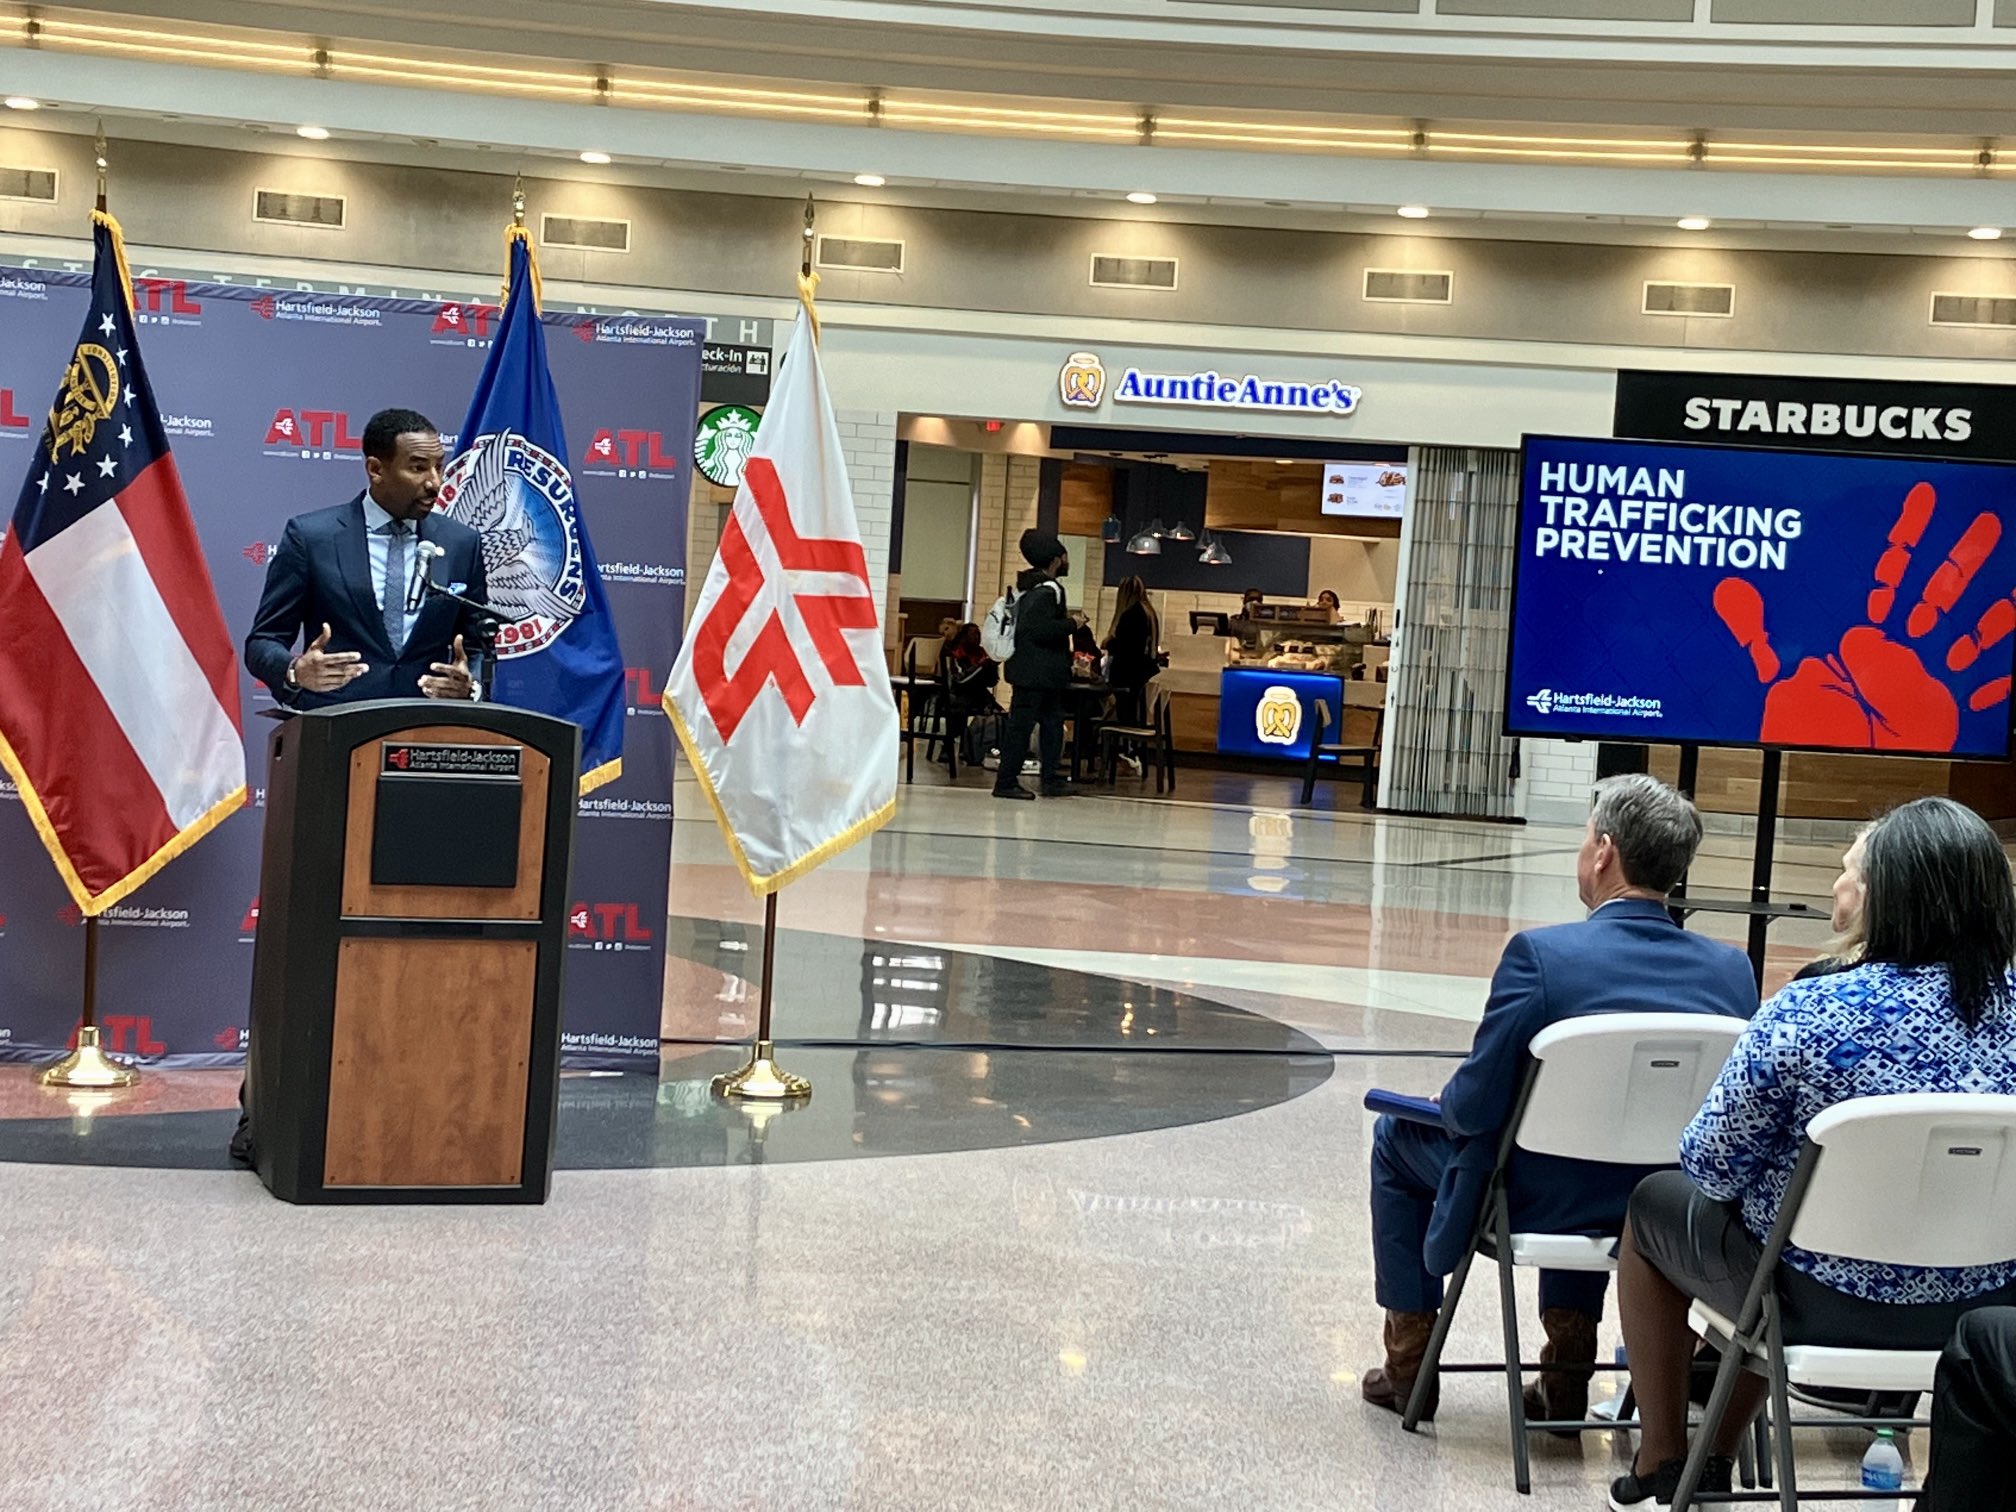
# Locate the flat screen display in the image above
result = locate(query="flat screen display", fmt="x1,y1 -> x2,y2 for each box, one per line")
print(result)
1506,434 -> 2016,758
1322,461 -> 1407,519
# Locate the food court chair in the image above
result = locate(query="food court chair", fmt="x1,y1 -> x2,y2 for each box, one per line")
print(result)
1301,691 -> 1382,809
1097,685 -> 1176,794
1675,1093 -> 2016,1512
1402,1013 -> 1750,1495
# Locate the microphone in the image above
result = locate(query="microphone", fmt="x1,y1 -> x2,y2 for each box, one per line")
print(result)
407,539 -> 444,612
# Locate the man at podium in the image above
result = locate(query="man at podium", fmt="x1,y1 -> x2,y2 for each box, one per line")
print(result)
244,407 -> 488,707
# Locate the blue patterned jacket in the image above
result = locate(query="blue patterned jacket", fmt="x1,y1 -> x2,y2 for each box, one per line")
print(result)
1681,962 -> 2016,1304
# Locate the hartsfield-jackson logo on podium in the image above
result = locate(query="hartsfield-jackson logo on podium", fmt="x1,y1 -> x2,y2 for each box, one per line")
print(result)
1060,351 -> 1106,410
1257,685 -> 1303,746
437,430 -> 588,658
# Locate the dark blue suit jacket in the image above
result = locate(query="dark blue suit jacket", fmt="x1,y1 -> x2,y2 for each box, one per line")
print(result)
244,493 -> 489,709
1423,896 -> 1758,1277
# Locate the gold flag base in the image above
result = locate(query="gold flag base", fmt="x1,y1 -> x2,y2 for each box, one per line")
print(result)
712,1040 -> 811,1101
36,1026 -> 139,1090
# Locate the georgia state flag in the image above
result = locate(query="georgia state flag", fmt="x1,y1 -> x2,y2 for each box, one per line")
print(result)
664,304 -> 897,894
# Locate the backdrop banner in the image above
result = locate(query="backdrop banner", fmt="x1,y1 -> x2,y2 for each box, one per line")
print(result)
0,266 -> 700,1068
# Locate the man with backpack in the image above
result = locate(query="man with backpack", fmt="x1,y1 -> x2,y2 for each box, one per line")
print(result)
989,529 -> 1076,801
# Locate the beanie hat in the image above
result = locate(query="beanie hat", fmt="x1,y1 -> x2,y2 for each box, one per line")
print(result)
1020,529 -> 1065,568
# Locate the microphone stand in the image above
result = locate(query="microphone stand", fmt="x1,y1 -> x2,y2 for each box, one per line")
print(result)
413,572 -> 510,695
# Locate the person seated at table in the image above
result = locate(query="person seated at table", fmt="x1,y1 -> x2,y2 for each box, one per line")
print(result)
939,622 -> 999,768
1363,776 -> 1757,1427
1612,797 -> 2016,1510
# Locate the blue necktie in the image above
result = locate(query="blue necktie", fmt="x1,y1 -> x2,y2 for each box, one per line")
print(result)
382,521 -> 408,651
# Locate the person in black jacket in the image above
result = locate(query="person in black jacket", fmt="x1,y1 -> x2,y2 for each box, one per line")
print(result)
1104,574 -> 1162,728
993,529 -> 1075,801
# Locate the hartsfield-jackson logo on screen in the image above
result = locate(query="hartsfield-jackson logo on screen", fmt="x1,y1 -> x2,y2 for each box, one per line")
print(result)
263,407 -> 364,461
582,427 -> 681,482
133,277 -> 202,326
436,431 -> 588,658
1525,687 -> 1663,722
568,901 -> 655,950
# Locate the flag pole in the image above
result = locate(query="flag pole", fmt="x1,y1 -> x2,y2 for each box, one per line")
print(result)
711,891 -> 808,1100
39,124 -> 138,1092
710,196 -> 822,1104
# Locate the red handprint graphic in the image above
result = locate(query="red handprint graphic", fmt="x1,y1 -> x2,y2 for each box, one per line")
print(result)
1715,482 -> 2013,752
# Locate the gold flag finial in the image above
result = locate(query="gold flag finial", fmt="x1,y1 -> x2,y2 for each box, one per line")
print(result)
512,172 -> 525,230
92,122 -> 107,213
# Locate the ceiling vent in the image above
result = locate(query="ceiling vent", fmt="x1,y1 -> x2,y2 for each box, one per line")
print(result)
541,214 -> 630,253
0,165 -> 57,203
1090,253 -> 1179,291
1643,281 -> 1736,318
1363,268 -> 1452,304
815,234 -> 904,274
253,189 -> 345,229
1930,293 -> 2016,329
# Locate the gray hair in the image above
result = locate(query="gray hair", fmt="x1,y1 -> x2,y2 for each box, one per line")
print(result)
1589,774 -> 1703,894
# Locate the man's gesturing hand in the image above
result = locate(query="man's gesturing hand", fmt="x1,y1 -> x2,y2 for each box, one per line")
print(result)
420,634 -> 476,701
290,623 -> 368,694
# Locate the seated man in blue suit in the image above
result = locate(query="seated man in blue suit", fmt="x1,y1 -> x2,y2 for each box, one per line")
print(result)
245,407 -> 488,707
1362,774 -> 1756,1425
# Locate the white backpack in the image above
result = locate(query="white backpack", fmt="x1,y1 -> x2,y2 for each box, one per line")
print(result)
981,583 -> 1038,662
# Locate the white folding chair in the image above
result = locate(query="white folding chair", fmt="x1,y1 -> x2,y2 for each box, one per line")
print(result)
1677,1093 -> 2016,1512
1403,1012 -> 1749,1495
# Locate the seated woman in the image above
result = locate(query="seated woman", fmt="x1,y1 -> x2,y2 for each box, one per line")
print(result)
1612,797 -> 2016,1509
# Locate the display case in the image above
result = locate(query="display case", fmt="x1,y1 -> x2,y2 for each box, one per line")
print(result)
1226,607 -> 1373,678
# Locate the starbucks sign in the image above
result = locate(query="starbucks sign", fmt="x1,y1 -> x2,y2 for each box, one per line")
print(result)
694,404 -> 763,488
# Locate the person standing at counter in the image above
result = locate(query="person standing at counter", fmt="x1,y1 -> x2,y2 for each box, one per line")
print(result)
993,530 -> 1076,802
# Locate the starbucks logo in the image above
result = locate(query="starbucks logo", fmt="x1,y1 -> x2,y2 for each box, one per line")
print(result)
695,404 -> 763,489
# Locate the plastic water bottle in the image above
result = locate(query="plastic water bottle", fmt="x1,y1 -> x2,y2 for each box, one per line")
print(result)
1861,1429 -> 1905,1512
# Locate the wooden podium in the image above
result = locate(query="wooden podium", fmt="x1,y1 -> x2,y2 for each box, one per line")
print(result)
247,700 -> 580,1204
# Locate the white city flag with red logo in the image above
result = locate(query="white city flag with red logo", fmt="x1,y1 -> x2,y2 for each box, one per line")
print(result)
665,307 -> 896,894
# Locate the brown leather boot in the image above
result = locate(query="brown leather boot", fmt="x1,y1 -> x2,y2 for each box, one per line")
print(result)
1522,1307 -> 1599,1436
1362,1309 -> 1440,1422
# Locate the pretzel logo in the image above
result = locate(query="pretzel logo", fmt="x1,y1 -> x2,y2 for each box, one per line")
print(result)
1256,685 -> 1303,745
1059,351 -> 1106,410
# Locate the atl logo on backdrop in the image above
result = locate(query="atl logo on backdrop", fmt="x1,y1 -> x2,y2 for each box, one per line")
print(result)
264,408 -> 363,460
0,388 -> 29,434
568,902 -> 654,950
624,666 -> 668,717
582,428 -> 680,481
133,278 -> 202,325
431,303 -> 498,348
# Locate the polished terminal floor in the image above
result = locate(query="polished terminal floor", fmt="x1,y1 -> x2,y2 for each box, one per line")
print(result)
0,771 -> 1893,1510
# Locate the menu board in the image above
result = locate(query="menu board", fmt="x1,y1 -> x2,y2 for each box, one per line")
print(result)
1322,461 -> 1408,518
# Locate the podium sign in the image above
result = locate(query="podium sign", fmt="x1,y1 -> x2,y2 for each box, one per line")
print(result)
248,701 -> 580,1204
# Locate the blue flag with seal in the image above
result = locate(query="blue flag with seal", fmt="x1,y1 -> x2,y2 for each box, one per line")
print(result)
439,226 -> 625,791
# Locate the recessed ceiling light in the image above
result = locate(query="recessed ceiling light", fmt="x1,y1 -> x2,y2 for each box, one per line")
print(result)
1968,226 -> 2004,241
1396,205 -> 1430,220
295,124 -> 330,140
4,97 -> 42,112
579,150 -> 611,165
1677,215 -> 1712,231
853,173 -> 886,188
1275,458 -> 1295,466
1125,191 -> 1158,205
